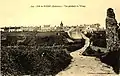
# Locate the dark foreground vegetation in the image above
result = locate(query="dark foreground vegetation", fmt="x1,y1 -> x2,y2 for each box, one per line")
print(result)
91,31 -> 106,48
100,50 -> 120,74
1,31 -> 85,75
1,46 -> 72,76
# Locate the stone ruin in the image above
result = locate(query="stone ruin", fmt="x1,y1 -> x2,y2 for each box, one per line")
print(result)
106,8 -> 119,52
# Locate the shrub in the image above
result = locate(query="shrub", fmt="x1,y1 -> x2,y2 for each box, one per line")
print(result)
1,46 -> 72,76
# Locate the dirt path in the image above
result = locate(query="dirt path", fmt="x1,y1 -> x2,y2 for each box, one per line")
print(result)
56,53 -> 116,76
56,30 -> 118,76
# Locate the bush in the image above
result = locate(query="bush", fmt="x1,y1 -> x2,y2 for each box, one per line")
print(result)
1,46 -> 72,76
92,31 -> 106,48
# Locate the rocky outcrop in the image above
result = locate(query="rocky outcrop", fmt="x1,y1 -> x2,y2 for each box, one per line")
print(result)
106,8 -> 119,52
105,8 -> 120,74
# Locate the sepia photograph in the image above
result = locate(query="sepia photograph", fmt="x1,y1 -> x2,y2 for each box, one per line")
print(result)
0,0 -> 120,76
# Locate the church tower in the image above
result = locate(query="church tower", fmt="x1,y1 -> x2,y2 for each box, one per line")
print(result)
60,21 -> 63,28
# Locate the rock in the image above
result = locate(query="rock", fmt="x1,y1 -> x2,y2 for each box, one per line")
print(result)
104,8 -> 120,74
106,8 -> 119,52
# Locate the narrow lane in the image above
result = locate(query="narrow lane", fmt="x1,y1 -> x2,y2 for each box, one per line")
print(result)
56,29 -> 115,76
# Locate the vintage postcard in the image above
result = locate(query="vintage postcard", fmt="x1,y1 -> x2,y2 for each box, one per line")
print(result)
0,0 -> 120,76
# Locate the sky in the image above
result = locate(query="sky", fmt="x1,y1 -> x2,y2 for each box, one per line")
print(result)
0,0 -> 120,28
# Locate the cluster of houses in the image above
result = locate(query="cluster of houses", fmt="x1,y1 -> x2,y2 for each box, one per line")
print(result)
0,22 -> 101,33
